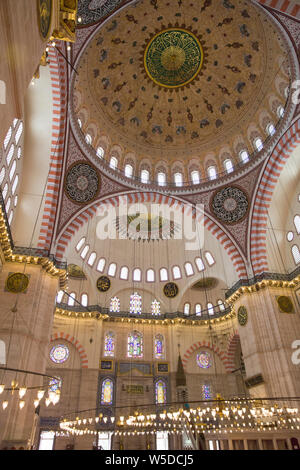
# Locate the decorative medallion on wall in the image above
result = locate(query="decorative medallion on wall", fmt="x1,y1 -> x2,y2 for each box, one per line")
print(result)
115,213 -> 180,242
5,273 -> 29,293
276,295 -> 295,314
211,186 -> 249,224
50,344 -> 69,364
163,282 -> 178,298
96,276 -> 111,292
192,277 -> 218,291
77,0 -> 122,26
67,264 -> 87,280
37,0 -> 53,39
144,28 -> 204,89
237,306 -> 248,326
65,162 -> 100,204
196,351 -> 212,369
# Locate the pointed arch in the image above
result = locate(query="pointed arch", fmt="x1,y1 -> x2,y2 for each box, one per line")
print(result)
50,332 -> 88,368
181,341 -> 227,371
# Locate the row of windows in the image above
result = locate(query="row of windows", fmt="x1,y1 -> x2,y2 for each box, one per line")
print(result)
75,238 -> 215,282
80,113 -> 283,186
287,214 -> 300,265
104,331 -> 165,360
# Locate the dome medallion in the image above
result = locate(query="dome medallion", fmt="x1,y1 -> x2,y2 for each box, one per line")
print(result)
144,28 -> 204,89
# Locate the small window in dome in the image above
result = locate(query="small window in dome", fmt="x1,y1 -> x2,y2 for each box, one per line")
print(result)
195,304 -> 202,315
254,138 -> 263,151
267,123 -> 275,136
191,170 -> 200,185
184,262 -> 194,276
160,268 -> 168,281
80,245 -> 89,259
56,290 -> 64,303
120,266 -> 129,280
9,160 -> 16,181
277,106 -> 284,118
68,292 -> 76,307
78,118 -> 82,128
76,237 -> 86,251
87,252 -> 97,267
294,215 -> 300,234
207,303 -> 214,315
15,122 -> 23,145
8,210 -> 13,225
110,156 -> 118,169
97,258 -> 106,272
240,150 -> 249,163
174,172 -> 183,187
96,146 -> 104,158
287,231 -> 294,242
133,268 -> 141,282
0,167 -> 5,185
13,119 -> 18,128
81,293 -> 88,307
17,147 -> 21,159
2,183 -> 8,200
292,245 -> 300,265
5,197 -> 11,213
157,172 -> 166,186
146,269 -> 155,282
14,195 -> 18,207
4,127 -> 12,150
12,175 -> 18,195
218,300 -> 225,311
6,144 -> 14,166
108,263 -> 117,277
205,251 -> 215,266
125,164 -> 133,178
224,159 -> 234,173
141,169 -> 149,184
195,257 -> 205,272
172,266 -> 181,280
85,134 -> 92,145
184,303 -> 190,315
207,166 -> 217,180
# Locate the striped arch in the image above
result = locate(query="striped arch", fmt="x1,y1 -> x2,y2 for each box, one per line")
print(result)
250,120 -> 300,275
225,331 -> 241,373
257,0 -> 300,18
38,45 -> 67,250
55,192 -> 247,279
181,340 -> 228,371
50,332 -> 88,368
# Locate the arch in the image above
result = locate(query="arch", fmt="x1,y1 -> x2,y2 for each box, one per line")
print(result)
37,44 -> 68,251
250,120 -> 300,275
225,331 -> 241,373
256,0 -> 300,18
50,332 -> 88,368
181,341 -> 227,371
55,192 -> 247,279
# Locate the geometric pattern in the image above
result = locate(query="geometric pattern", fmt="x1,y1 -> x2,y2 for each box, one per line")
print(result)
50,332 -> 88,368
211,186 -> 249,225
257,0 -> 300,19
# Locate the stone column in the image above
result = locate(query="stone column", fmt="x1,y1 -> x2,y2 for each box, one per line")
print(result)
232,285 -> 300,397
0,263 -> 58,448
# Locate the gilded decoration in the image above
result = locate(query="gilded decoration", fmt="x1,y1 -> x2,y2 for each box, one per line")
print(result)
276,295 -> 295,314
192,277 -> 218,291
67,264 -> 86,279
211,186 -> 249,224
163,282 -> 179,298
5,273 -> 30,293
144,28 -> 203,89
37,0 -> 53,39
65,162 -> 100,204
96,276 -> 111,292
237,305 -> 248,326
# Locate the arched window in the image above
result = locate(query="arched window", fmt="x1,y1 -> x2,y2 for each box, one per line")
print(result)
5,197 -> 11,213
56,290 -> 64,303
277,105 -> 284,118
76,237 -> 86,251
77,118 -> 82,128
207,303 -> 214,315
87,252 -> 97,267
154,334 -> 165,359
218,300 -> 225,311
254,137 -> 263,151
207,166 -> 217,180
172,266 -> 181,280
184,303 -> 190,315
128,331 -> 143,357
130,293 -> 142,314
108,263 -> 116,277
201,384 -> 211,400
85,133 -> 92,145
68,292 -> 76,307
14,195 -> 18,207
287,231 -> 294,242
6,144 -> 14,166
104,332 -> 115,356
2,183 -> 8,200
125,164 -> 133,178
240,150 -> 249,163
81,293 -> 88,307
205,251 -> 215,266
195,304 -> 202,315
155,380 -> 167,404
294,215 -> 300,234
110,156 -> 118,169
0,340 -> 6,364
146,269 -> 155,282
174,172 -> 183,187
141,169 -> 149,184
97,258 -> 106,272
267,123 -> 275,136
4,127 -> 12,150
191,170 -> 200,185
133,268 -> 141,282
8,211 -> 13,225
292,245 -> 300,265
17,147 -> 21,159
13,119 -> 18,128
15,122 -> 23,145
160,268 -> 168,281
224,159 -> 234,173
101,378 -> 113,405
110,297 -> 120,313
195,257 -> 205,272
157,172 -> 166,186
96,146 -> 104,158
0,167 -> 5,185
151,299 -> 160,316
80,245 -> 89,259
9,160 -> 16,181
184,262 -> 194,276
48,376 -> 62,394
120,266 -> 129,280
11,175 -> 18,195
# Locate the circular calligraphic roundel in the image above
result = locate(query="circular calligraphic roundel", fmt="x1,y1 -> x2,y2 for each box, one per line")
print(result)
211,186 -> 249,224
144,28 -> 203,88
277,295 -> 294,313
96,276 -> 111,292
163,282 -> 179,298
65,162 -> 100,204
50,344 -> 69,364
237,306 -> 248,327
6,273 -> 29,293
38,0 -> 53,39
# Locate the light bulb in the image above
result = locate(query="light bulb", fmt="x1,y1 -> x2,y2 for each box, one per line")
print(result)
0,384 -> 4,394
19,400 -> 25,410
19,387 -> 27,398
2,401 -> 8,410
34,399 -> 40,408
37,390 -> 45,400
49,391 -> 56,403
45,398 -> 50,407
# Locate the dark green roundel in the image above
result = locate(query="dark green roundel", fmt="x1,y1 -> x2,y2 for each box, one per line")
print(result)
163,282 -> 179,298
144,28 -> 203,88
38,0 -> 53,39
237,306 -> 248,326
96,276 -> 111,292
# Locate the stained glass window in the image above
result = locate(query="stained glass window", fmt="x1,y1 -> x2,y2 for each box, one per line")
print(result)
201,384 -> 211,400
155,380 -> 167,404
196,351 -> 212,369
130,293 -> 142,315
151,300 -> 160,316
110,297 -> 120,313
101,379 -> 113,405
49,377 -> 62,393
104,332 -> 115,357
154,334 -> 164,359
128,331 -> 143,358
50,344 -> 69,364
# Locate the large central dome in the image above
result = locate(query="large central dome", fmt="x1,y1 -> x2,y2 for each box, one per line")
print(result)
72,0 -> 292,182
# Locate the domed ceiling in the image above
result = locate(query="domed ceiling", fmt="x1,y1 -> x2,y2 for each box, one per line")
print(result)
72,0 -> 291,180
